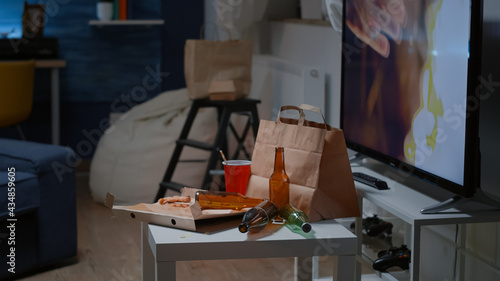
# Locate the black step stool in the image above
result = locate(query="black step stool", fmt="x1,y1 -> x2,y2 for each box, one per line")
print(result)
155,98 -> 260,201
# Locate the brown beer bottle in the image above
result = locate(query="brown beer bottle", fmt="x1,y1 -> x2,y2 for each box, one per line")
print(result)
195,190 -> 264,210
238,200 -> 279,233
269,147 -> 290,220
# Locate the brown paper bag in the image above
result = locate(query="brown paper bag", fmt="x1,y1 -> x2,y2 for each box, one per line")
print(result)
208,80 -> 245,101
245,105 -> 360,222
184,39 -> 253,100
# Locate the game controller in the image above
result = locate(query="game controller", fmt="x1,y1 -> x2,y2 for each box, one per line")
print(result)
372,245 -> 411,272
350,215 -> 393,237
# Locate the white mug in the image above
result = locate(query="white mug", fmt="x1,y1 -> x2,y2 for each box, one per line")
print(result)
97,2 -> 113,21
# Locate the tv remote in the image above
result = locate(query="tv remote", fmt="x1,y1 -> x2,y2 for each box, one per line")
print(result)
353,172 -> 389,190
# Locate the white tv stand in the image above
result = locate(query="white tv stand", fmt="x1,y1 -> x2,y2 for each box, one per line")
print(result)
352,159 -> 500,281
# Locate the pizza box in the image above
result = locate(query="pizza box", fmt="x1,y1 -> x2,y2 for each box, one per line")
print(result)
105,188 -> 246,232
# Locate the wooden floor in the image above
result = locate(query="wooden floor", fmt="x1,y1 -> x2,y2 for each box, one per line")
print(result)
20,171 -> 344,281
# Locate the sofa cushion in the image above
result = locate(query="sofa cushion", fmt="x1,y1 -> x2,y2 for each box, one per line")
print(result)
0,171 -> 40,218
0,139 -> 77,278
0,138 -> 74,176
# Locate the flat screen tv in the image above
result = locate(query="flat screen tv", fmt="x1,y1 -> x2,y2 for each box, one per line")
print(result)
340,0 -> 484,213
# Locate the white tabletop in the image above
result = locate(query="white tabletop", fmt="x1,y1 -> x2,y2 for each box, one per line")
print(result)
147,219 -> 357,262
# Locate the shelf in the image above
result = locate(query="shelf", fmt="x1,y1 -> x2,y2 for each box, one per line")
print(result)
352,159 -> 500,227
380,271 -> 410,281
273,18 -> 332,27
88,19 -> 164,27
352,157 -> 500,281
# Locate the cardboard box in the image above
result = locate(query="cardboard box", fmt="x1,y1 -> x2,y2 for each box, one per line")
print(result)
105,188 -> 245,232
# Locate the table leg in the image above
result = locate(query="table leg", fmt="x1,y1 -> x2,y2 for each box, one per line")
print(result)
410,225 -> 421,281
50,68 -> 60,145
312,256 -> 319,279
156,261 -> 176,281
294,256 -> 313,281
457,224 -> 466,281
337,254 -> 356,281
354,195 -> 363,281
142,223 -> 155,281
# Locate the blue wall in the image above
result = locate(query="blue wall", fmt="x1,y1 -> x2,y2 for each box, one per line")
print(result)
2,0 -> 164,102
0,0 -> 203,157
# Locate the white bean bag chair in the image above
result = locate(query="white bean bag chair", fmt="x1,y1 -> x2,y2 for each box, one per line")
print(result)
89,88 -> 218,205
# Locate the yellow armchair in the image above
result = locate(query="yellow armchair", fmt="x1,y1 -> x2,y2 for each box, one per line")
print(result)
0,60 -> 35,130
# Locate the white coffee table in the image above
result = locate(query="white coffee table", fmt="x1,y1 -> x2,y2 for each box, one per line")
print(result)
141,219 -> 357,281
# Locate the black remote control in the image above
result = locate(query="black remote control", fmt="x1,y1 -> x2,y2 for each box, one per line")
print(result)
353,172 -> 388,190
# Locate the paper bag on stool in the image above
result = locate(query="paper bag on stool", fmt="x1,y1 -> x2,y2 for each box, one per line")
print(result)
209,80 -> 245,101
245,105 -> 360,222
184,39 -> 252,100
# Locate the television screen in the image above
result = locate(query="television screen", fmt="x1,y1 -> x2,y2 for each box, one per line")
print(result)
341,0 -> 482,197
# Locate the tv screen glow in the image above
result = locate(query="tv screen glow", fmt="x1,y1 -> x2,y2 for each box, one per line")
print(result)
341,0 -> 480,192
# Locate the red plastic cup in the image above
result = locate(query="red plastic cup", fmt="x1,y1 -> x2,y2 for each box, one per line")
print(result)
223,160 -> 251,195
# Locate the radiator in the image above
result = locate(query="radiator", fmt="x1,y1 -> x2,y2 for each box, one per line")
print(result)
250,54 -> 326,122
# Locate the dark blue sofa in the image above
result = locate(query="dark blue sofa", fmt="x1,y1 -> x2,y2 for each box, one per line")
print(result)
0,138 -> 77,279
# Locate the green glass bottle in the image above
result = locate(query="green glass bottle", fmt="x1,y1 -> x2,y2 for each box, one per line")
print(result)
280,203 -> 312,233
238,200 -> 279,233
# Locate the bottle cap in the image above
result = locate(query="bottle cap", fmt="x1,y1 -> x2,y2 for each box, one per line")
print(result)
238,223 -> 249,233
301,222 -> 312,233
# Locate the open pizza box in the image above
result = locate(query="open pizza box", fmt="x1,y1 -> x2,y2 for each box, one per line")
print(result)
105,187 -> 247,232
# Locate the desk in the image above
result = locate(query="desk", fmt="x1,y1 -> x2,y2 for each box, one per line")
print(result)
142,220 -> 357,281
35,59 -> 66,145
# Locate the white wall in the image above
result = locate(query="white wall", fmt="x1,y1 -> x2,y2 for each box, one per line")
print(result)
203,0 -> 298,46
484,0 -> 500,21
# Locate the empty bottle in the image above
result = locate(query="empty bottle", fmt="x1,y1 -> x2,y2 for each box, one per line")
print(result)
238,200 -> 279,233
195,190 -> 264,210
269,147 -> 290,221
280,203 -> 312,233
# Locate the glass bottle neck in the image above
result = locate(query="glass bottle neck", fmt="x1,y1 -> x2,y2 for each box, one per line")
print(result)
238,223 -> 249,233
274,147 -> 286,172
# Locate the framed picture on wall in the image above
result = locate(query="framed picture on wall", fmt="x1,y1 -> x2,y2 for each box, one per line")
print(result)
22,2 -> 45,38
